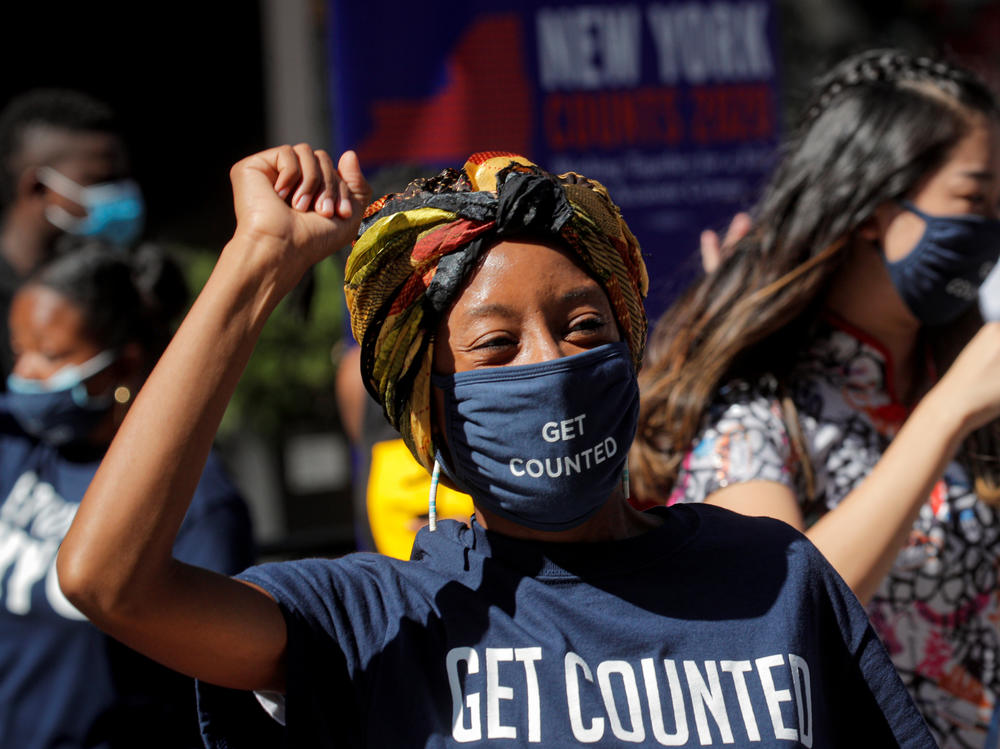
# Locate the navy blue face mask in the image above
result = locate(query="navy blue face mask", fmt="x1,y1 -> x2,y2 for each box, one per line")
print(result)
5,350 -> 116,445
431,342 -> 639,532
884,201 -> 1000,325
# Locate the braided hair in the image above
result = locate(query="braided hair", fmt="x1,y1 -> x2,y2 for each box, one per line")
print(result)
804,50 -> 996,124
632,49 -> 1000,503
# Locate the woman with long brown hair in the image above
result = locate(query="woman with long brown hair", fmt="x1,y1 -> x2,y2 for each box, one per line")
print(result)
632,49 -> 1000,747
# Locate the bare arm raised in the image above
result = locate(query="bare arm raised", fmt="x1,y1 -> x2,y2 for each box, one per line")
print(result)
57,145 -> 371,692
706,322 -> 1000,604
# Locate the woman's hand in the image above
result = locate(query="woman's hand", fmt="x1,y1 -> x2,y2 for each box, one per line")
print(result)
700,212 -> 751,273
929,322 -> 1000,437
229,145 -> 371,289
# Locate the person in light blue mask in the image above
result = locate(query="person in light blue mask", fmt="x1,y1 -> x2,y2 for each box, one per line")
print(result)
634,49 -> 1000,748
0,243 -> 254,749
35,164 -> 144,248
56,145 -> 932,747
0,89 -> 145,386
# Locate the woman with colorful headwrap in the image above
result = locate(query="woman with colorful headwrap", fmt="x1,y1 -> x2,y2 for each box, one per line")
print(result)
55,144 -> 932,747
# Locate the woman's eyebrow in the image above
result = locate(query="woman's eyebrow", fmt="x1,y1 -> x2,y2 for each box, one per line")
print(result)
959,169 -> 996,181
561,285 -> 607,304
462,302 -> 518,320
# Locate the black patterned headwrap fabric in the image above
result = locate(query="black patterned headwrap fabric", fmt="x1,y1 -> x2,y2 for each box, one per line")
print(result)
344,152 -> 649,472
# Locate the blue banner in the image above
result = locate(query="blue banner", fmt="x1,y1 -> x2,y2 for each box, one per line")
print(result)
328,0 -> 781,319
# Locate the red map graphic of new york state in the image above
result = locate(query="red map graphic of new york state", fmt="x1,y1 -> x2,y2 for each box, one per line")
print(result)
358,14 -> 533,164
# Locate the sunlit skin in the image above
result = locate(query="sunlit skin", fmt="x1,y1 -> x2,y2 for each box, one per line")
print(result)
8,284 -> 141,447
432,240 -> 661,543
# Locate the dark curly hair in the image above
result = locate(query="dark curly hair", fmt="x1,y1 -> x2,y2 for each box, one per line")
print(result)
27,240 -> 188,369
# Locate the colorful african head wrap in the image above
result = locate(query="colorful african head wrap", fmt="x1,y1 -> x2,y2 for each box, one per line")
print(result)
345,152 -> 649,472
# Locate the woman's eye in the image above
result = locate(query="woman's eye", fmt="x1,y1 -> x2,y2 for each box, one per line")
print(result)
474,335 -> 516,351
959,193 -> 1000,218
568,316 -> 607,335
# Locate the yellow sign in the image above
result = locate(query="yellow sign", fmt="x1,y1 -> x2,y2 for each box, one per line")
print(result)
367,439 -> 474,559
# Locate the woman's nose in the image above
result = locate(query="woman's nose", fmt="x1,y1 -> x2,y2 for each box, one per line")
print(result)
520,328 -> 565,365
12,352 -> 51,381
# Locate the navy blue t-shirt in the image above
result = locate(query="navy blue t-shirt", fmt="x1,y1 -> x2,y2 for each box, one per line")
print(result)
198,504 -> 934,747
0,407 -> 255,749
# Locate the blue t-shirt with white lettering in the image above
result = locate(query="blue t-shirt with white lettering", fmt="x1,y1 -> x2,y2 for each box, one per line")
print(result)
0,406 -> 255,749
198,504 -> 934,747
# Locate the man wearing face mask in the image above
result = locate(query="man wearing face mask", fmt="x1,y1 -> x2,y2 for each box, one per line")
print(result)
0,88 -> 145,385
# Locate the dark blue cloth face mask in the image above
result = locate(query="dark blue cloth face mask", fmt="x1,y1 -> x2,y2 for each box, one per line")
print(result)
885,200 -> 1000,325
431,342 -> 639,531
5,350 -> 116,445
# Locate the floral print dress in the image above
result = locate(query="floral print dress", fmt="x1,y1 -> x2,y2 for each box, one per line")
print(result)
671,316 -> 1000,749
